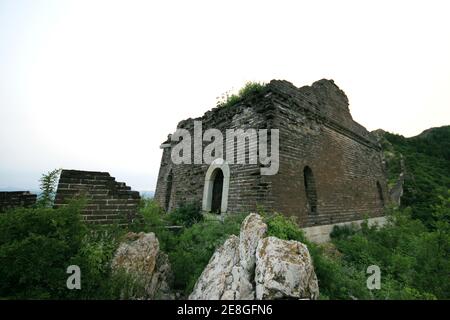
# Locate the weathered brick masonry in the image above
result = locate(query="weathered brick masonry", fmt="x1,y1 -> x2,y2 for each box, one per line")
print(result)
155,79 -> 388,228
54,169 -> 140,224
0,191 -> 37,213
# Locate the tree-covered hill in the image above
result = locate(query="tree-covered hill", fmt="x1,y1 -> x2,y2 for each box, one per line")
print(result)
380,125 -> 450,227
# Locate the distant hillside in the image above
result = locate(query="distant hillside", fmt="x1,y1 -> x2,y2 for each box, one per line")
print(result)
380,125 -> 450,226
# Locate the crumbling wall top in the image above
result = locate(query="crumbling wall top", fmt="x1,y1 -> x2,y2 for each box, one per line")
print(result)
167,79 -> 377,147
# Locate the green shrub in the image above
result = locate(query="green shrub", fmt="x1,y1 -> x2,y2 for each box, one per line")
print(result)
135,199 -> 180,252
168,202 -> 203,228
313,253 -> 372,300
332,201 -> 449,299
330,223 -> 359,239
217,81 -> 266,108
67,223 -> 126,299
265,212 -> 308,243
103,269 -> 148,300
0,200 -> 86,299
0,198 -> 130,300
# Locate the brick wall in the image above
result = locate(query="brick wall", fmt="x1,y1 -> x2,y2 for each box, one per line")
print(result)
0,191 -> 37,213
266,80 -> 388,226
154,79 -> 389,228
154,96 -> 274,214
54,169 -> 141,224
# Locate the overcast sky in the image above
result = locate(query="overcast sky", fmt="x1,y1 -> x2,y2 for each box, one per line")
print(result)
1,0 -> 449,191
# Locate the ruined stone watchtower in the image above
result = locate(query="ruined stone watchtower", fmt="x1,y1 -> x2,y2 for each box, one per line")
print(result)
154,79 -> 388,236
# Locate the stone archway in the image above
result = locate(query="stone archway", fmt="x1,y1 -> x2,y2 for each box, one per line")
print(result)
202,158 -> 230,214
211,169 -> 224,213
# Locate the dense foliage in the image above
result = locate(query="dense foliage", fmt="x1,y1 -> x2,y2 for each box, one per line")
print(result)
0,200 -> 86,298
1,195 -> 448,299
331,198 -> 449,299
0,126 -> 448,299
383,126 -> 450,227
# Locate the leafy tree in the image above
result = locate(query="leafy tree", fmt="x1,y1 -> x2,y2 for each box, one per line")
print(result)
37,168 -> 62,208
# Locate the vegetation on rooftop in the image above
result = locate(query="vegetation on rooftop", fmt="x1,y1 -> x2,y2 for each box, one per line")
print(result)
216,81 -> 266,108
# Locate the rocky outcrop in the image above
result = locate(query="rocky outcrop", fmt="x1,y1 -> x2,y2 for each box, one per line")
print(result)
111,232 -> 173,299
189,213 -> 319,300
188,235 -> 241,300
238,213 -> 268,299
189,213 -> 267,300
255,237 -> 319,300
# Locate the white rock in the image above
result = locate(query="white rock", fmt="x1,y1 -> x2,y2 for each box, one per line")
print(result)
189,213 -> 319,300
189,235 -> 241,300
190,213 -> 269,300
238,213 -> 268,299
255,236 -> 319,300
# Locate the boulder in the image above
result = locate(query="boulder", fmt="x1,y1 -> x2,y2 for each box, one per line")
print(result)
190,213 -> 268,300
111,232 -> 173,299
255,236 -> 319,300
189,235 -> 241,300
189,213 -> 319,300
238,213 -> 268,299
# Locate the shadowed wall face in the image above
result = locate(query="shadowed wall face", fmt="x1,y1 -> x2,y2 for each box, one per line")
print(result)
0,191 -> 36,213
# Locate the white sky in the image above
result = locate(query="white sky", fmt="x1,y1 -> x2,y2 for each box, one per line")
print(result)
1,0 -> 449,191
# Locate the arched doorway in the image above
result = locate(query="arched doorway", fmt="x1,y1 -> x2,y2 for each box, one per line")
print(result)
211,169 -> 224,214
304,166 -> 318,215
202,158 -> 230,214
